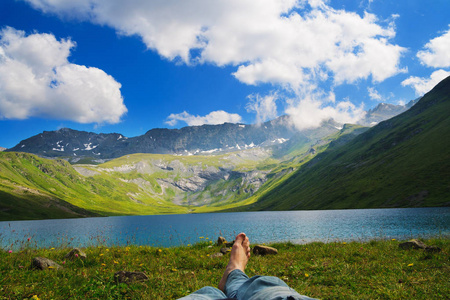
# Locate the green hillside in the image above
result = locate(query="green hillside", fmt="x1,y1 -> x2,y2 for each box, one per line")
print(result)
0,152 -> 189,220
251,76 -> 450,210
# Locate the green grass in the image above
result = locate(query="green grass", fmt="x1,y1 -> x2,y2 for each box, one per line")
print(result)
0,238 -> 448,299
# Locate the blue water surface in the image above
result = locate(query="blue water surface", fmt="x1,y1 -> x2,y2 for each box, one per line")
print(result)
1,207 -> 449,250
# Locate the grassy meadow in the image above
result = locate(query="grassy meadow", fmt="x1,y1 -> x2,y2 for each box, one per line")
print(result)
0,237 -> 448,299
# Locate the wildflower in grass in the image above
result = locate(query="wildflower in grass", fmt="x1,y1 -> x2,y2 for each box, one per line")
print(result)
48,266 -> 55,269
392,239 -> 396,241
408,263 -> 413,267
342,242 -> 347,245
106,249 -> 109,251
188,244 -> 191,246
31,295 -> 40,300
8,250 -> 12,253
206,237 -> 209,240
158,249 -> 162,253
101,263 -> 106,266
75,254 -> 79,258
305,273 -> 310,277
114,260 -> 119,264
172,268 -> 178,272
139,263 -> 144,267
99,253 -> 104,256
51,248 -> 55,250
62,261 -> 66,265
199,236 -> 204,239
27,237 -> 31,241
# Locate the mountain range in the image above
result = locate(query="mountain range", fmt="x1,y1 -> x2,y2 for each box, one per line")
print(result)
5,101 -> 417,162
0,77 -> 448,221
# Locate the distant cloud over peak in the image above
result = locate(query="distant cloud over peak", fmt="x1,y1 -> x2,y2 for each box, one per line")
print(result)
166,110 -> 242,127
0,27 -> 127,124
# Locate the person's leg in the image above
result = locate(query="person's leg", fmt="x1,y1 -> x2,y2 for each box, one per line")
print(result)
218,233 -> 251,295
177,286 -> 227,300
219,232 -> 317,300
232,275 -> 317,300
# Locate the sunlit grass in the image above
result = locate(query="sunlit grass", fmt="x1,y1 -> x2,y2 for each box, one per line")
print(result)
1,237 -> 448,299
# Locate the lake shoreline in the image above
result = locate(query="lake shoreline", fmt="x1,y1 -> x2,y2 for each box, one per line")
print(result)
2,207 -> 449,250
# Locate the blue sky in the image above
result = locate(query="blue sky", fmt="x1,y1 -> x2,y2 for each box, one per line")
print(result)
0,0 -> 449,149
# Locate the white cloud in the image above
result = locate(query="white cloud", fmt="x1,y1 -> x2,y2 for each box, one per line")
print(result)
166,110 -> 242,127
0,27 -> 127,123
23,0 -> 405,89
245,93 -> 278,124
367,87 -> 382,101
401,69 -> 450,96
285,93 -> 366,130
417,26 -> 450,68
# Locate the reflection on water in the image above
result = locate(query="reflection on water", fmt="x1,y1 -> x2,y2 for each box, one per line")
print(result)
1,207 -> 449,249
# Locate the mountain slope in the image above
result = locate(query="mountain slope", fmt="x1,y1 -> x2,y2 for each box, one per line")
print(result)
0,152 -> 191,220
359,99 -> 419,126
251,76 -> 450,210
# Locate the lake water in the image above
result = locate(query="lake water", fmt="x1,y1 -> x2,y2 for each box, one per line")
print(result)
1,207 -> 449,250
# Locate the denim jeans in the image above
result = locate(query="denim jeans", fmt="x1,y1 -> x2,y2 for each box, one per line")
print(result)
178,269 -> 317,300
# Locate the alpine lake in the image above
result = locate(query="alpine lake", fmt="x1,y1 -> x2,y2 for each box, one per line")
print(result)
1,207 -> 449,250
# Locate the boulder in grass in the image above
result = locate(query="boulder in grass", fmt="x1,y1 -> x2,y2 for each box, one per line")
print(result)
114,271 -> 149,284
225,241 -> 235,247
65,248 -> 87,260
399,239 -> 441,253
399,239 -> 428,250
220,247 -> 232,254
32,257 -> 63,270
217,236 -> 234,247
210,252 -> 224,259
217,236 -> 227,246
253,245 -> 278,256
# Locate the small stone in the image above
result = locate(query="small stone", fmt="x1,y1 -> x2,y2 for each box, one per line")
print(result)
399,239 -> 427,250
210,252 -> 224,258
217,236 -> 227,246
65,248 -> 87,260
32,257 -> 62,270
220,247 -> 232,254
253,245 -> 278,256
225,241 -> 234,247
114,271 -> 149,284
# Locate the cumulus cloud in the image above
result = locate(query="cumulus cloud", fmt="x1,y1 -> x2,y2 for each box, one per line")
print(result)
401,69 -> 450,96
0,27 -> 127,123
367,87 -> 383,101
285,93 -> 366,130
417,26 -> 450,68
246,93 -> 278,124
23,0 -> 405,90
166,110 -> 242,127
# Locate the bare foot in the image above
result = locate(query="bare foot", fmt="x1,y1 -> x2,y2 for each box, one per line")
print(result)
218,232 -> 251,292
